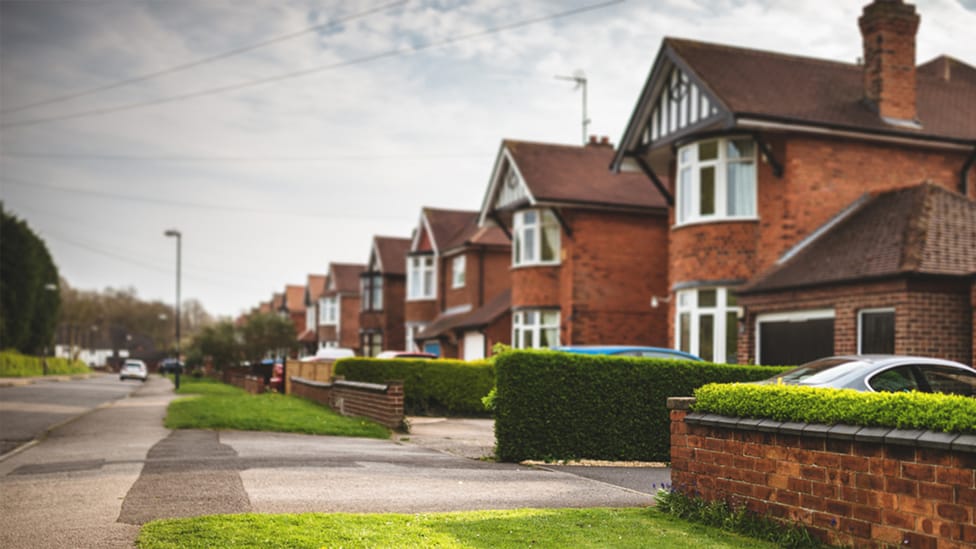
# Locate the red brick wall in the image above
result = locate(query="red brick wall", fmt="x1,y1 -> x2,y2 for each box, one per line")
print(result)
339,295 -> 361,352
405,299 -> 438,324
740,278 -> 972,365
358,274 -> 405,351
318,325 -> 338,344
562,210 -> 670,346
511,265 -> 560,308
291,377 -> 404,429
484,311 -> 512,356
669,402 -> 976,548
444,247 -> 511,311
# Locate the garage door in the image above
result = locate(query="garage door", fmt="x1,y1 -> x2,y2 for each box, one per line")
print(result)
463,331 -> 486,361
757,311 -> 834,366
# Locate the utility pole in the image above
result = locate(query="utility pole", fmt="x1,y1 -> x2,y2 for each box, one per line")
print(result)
164,229 -> 182,389
556,71 -> 589,145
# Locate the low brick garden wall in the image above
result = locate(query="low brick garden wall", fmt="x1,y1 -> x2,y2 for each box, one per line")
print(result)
291,376 -> 404,430
668,397 -> 976,548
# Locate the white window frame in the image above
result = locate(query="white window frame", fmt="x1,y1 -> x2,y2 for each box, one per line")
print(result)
513,209 -> 561,267
676,137 -> 758,226
451,255 -> 466,289
305,307 -> 316,333
675,287 -> 742,363
319,296 -> 337,326
512,308 -> 560,349
405,322 -> 425,352
858,307 -> 895,354
407,255 -> 436,300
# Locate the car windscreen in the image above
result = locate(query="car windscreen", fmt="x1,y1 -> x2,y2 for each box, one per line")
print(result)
775,358 -> 867,384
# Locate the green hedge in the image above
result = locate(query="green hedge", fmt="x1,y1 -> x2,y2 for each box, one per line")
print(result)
494,350 -> 789,462
693,383 -> 976,433
0,349 -> 90,377
334,357 -> 494,416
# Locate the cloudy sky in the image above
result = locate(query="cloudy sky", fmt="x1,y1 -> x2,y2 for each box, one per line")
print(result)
2,0 -> 975,319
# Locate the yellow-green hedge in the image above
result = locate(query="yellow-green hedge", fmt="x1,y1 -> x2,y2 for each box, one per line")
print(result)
0,349 -> 90,377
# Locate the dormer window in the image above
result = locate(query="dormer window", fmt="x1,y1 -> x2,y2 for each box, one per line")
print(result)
407,255 -> 436,300
676,137 -> 757,225
513,209 -> 560,267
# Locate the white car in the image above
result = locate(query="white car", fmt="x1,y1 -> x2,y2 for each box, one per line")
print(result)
119,360 -> 148,382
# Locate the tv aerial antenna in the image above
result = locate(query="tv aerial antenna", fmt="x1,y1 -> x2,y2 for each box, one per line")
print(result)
555,70 -> 589,145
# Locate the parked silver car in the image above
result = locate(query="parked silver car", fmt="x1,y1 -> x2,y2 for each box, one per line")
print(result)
119,359 -> 148,382
761,355 -> 976,396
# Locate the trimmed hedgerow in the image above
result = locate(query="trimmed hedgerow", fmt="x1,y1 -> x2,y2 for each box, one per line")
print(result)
693,383 -> 976,433
493,350 -> 789,462
0,349 -> 90,377
334,358 -> 494,417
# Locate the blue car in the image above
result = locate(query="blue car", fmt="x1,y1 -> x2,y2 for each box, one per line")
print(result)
553,345 -> 703,361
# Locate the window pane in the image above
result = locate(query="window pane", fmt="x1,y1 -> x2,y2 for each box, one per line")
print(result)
522,210 -> 537,225
524,226 -> 536,262
513,327 -> 522,349
540,328 -> 558,348
698,289 -> 717,307
679,313 -> 691,353
423,269 -> 433,296
699,140 -> 718,161
726,292 -> 738,307
700,166 -> 715,215
542,310 -> 559,325
524,310 -> 537,325
727,159 -> 755,216
726,311 -> 739,364
678,167 -> 692,223
727,139 -> 754,159
699,314 -> 714,362
861,311 -> 894,354
541,220 -> 559,261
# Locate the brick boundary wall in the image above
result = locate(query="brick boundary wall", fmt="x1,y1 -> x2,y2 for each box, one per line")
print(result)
290,376 -> 404,430
221,371 -> 266,394
667,397 -> 976,548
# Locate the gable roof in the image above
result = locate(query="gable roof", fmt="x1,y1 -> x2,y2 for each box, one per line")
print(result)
412,208 -> 478,254
741,183 -> 976,294
480,139 -> 668,223
305,275 -> 327,305
325,263 -> 366,295
616,38 -> 976,167
372,236 -> 411,275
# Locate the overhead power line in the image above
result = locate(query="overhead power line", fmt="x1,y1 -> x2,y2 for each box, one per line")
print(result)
0,0 -> 623,129
0,0 -> 407,115
0,151 -> 484,162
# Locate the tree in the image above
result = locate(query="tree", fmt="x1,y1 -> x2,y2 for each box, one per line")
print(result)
0,207 -> 61,354
190,320 -> 241,370
241,313 -> 296,365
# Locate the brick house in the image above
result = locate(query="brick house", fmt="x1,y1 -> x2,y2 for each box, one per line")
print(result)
316,263 -> 366,353
477,138 -> 670,350
611,0 -> 976,365
299,274 -> 327,355
359,235 -> 411,357
405,207 -> 511,359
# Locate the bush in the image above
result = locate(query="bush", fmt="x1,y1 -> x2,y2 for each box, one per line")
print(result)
334,357 -> 495,416
493,350 -> 789,462
0,349 -> 90,377
693,383 -> 976,433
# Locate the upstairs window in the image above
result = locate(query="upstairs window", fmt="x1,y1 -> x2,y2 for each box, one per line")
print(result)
361,274 -> 383,311
677,137 -> 757,225
513,209 -> 560,267
319,296 -> 337,326
451,255 -> 466,288
407,255 -> 436,300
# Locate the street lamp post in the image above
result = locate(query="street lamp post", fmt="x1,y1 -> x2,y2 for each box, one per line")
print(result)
164,229 -> 182,389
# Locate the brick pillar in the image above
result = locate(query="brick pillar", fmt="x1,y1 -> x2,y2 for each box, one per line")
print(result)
858,0 -> 920,122
387,382 -> 405,430
667,397 -> 696,492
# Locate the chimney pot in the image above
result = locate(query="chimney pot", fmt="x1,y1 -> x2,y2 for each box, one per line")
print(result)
588,135 -> 599,145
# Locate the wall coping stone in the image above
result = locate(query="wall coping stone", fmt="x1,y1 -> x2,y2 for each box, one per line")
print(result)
683,412 -> 973,453
292,376 -> 330,388
292,376 -> 392,393
667,396 -> 696,410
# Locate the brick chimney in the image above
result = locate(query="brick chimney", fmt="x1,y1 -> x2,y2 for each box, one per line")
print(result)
858,0 -> 920,124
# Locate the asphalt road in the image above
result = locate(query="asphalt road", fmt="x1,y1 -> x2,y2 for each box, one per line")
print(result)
0,373 -> 143,456
0,375 -> 664,549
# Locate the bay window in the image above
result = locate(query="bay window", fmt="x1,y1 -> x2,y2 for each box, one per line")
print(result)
512,309 -> 560,349
407,255 -> 436,300
676,287 -> 741,363
677,137 -> 757,225
513,209 -> 560,266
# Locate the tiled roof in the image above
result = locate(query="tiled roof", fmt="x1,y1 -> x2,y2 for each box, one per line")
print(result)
271,292 -> 284,311
741,183 -> 976,294
306,275 -> 327,302
284,284 -> 305,313
326,263 -> 366,295
373,236 -> 411,275
667,38 -> 976,141
415,289 -> 512,339
505,140 -> 668,209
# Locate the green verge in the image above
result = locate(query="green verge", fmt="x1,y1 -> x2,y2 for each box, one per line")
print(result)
0,349 -> 90,377
166,378 -> 389,439
137,508 -> 779,549
693,383 -> 976,433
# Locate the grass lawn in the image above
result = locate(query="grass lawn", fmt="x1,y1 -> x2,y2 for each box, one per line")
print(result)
138,508 -> 779,549
165,377 -> 390,439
